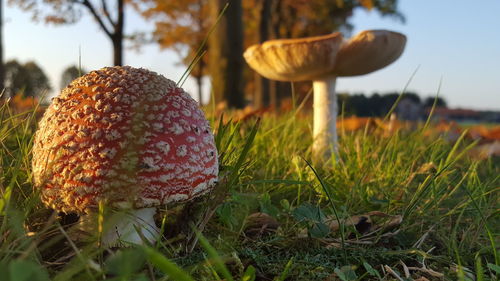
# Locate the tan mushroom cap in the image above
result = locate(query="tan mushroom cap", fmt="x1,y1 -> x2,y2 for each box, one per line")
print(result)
243,32 -> 343,82
332,30 -> 407,76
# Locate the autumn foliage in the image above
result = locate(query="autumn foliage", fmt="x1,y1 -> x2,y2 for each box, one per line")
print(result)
134,0 -> 404,108
1,94 -> 42,115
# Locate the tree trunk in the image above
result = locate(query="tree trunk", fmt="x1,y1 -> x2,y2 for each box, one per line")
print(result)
196,76 -> 203,105
196,0 -> 204,105
0,0 -> 4,96
254,0 -> 272,108
269,0 -> 284,109
208,0 -> 224,105
224,0 -> 244,108
196,59 -> 204,105
112,37 -> 122,66
113,0 -> 124,66
209,0 -> 245,108
78,0 -> 123,66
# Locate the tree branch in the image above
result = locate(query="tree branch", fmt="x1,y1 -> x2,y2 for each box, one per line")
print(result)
100,0 -> 116,28
78,0 -> 113,38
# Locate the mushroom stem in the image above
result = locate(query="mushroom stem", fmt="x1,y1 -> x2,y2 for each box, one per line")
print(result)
79,207 -> 160,246
312,76 -> 338,160
103,207 -> 160,246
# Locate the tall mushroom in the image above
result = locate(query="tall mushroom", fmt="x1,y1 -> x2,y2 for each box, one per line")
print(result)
244,30 -> 406,159
32,66 -> 219,246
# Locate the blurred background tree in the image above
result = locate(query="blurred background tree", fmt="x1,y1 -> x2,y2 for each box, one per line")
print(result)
4,60 -> 23,97
8,0 -> 405,109
424,96 -> 447,108
138,0 -> 210,105
243,0 -> 404,109
208,0 -> 245,108
337,91 -> 446,119
138,0 -> 246,108
4,59 -> 50,98
0,0 -> 4,96
60,65 -> 86,90
138,0 -> 404,108
9,0 -> 131,66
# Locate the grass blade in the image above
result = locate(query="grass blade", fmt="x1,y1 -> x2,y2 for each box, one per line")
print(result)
228,119 -> 260,187
142,246 -> 195,281
194,229 -> 234,281
177,3 -> 229,86
302,158 -> 347,263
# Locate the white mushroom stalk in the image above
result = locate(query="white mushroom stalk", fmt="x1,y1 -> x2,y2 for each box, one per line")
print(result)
102,207 -> 159,246
79,207 -> 160,246
313,76 -> 338,156
244,30 -> 407,160
243,33 -> 343,159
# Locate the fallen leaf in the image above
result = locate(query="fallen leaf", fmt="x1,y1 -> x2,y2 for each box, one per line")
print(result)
407,266 -> 444,278
326,211 -> 402,236
244,212 -> 280,238
469,141 -> 500,159
337,117 -> 374,131
413,277 -> 430,281
482,126 -> 500,141
327,214 -> 372,234
426,121 -> 462,142
384,265 -> 404,281
416,162 -> 436,174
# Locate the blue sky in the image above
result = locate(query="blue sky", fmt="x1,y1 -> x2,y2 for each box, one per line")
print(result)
5,0 -> 500,110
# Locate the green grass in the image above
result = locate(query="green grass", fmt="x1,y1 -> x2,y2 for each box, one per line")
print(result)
0,99 -> 498,281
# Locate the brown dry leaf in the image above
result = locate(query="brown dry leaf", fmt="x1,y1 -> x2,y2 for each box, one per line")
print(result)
384,265 -> 405,281
324,273 -> 340,281
4,94 -> 43,115
373,117 -> 404,134
214,103 -> 272,124
468,125 -> 490,141
469,141 -> 500,159
413,277 -> 430,281
482,126 -> 500,141
327,214 -> 371,233
466,125 -> 500,143
235,106 -> 272,123
400,260 -> 411,278
326,211 -> 403,237
416,162 -> 436,174
427,121 -> 462,142
337,116 -> 374,131
244,212 -> 280,238
358,0 -> 374,10
407,267 -> 444,278
324,241 -> 343,249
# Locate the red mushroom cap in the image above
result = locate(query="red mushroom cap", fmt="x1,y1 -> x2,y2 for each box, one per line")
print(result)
32,66 -> 218,213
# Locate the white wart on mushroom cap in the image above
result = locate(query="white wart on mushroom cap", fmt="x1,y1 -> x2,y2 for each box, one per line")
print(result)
32,66 -> 218,214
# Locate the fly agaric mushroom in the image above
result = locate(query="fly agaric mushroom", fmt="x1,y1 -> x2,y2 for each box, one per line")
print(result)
32,66 -> 218,245
244,30 -> 406,159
